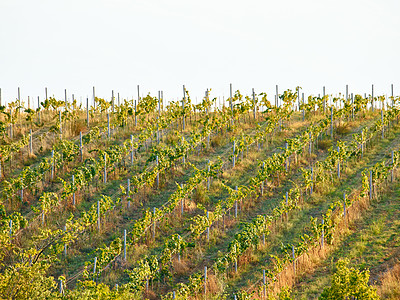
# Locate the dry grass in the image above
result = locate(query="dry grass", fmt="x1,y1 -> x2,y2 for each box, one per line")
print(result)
317,138 -> 332,151
377,262 -> 400,299
173,258 -> 189,275
211,134 -> 224,148
193,184 -> 210,205
336,123 -> 351,135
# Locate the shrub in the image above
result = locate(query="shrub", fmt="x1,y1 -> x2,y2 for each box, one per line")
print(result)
319,258 -> 379,300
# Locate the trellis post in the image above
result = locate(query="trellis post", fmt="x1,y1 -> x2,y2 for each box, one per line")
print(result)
97,200 -> 100,231
80,131 -> 83,161
123,229 -> 127,262
153,207 -> 156,239
72,175 -> 75,206
130,135 -> 134,165
337,146 -> 340,179
263,269 -> 266,298
103,153 -> 107,184
156,155 -> 159,189
29,129 -> 33,155
233,141 -> 236,167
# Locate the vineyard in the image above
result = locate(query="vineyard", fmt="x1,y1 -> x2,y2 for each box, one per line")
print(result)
1,85 -> 400,300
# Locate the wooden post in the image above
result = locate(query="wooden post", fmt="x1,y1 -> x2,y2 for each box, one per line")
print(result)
64,89 -> 67,108
263,269 -> 266,298
29,129 -> 33,155
37,96 -> 41,123
337,146 -> 340,179
321,219 -> 324,248
331,107 -> 333,139
302,93 -> 305,121
361,131 -> 364,158
230,83 -> 233,126
206,211 -> 209,241
158,91 -> 161,116
177,235 -> 181,262
59,111 -> 62,135
111,90 -> 114,113
276,85 -> 279,107
80,132 -> 83,161
72,175 -> 75,206
130,135 -> 134,165
261,162 -> 264,195
297,88 -> 300,112
51,150 -> 54,180
64,225 -> 67,256
391,84 -> 394,107
123,229 -> 127,262
93,257 -> 97,274
93,86 -> 96,109
137,85 -> 140,104
134,100 -> 137,127
153,207 -> 156,239
97,200 -> 100,231
127,178 -> 131,209
372,84 -> 374,112
391,150 -> 394,182
233,141 -> 236,167
382,108 -> 384,139
9,219 -> 12,237
285,191 -> 289,220
156,155 -> 159,189
182,138 -> 186,165
161,91 -> 164,113
103,153 -> 107,184
180,183 -> 184,215
204,266 -> 207,297
207,160 -> 210,190
285,142 -> 288,171
235,186 -> 238,218
292,245 -> 295,274
59,280 -> 63,295
235,259 -> 237,273
107,113 -> 110,137
369,170 -> 373,199
157,119 -> 160,144
311,167 -> 313,195
252,88 -> 256,120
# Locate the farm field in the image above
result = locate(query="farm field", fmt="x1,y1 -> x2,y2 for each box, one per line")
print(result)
1,86 -> 399,299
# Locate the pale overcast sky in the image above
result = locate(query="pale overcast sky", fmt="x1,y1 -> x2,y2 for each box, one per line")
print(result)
0,0 -> 399,105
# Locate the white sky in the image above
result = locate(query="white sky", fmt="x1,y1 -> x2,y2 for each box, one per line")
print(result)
0,0 -> 399,106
